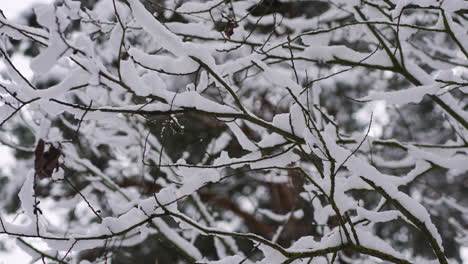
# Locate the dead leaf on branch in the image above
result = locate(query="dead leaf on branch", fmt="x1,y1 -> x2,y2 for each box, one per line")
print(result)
223,20 -> 237,39
34,139 -> 62,179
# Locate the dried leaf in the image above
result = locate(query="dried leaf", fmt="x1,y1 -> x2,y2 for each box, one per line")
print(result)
34,139 -> 62,179
224,21 -> 236,39
34,139 -> 45,173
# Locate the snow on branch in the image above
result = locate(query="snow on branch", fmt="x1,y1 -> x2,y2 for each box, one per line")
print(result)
0,0 -> 466,263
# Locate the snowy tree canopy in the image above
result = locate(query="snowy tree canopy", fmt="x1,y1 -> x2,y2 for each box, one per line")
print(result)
0,0 -> 467,263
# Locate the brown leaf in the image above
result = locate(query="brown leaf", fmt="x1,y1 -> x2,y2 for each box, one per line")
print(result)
34,139 -> 45,173
43,145 -> 62,178
224,21 -> 236,39
34,139 -> 62,179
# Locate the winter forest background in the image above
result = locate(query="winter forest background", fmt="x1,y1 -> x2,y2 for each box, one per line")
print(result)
0,0 -> 467,263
